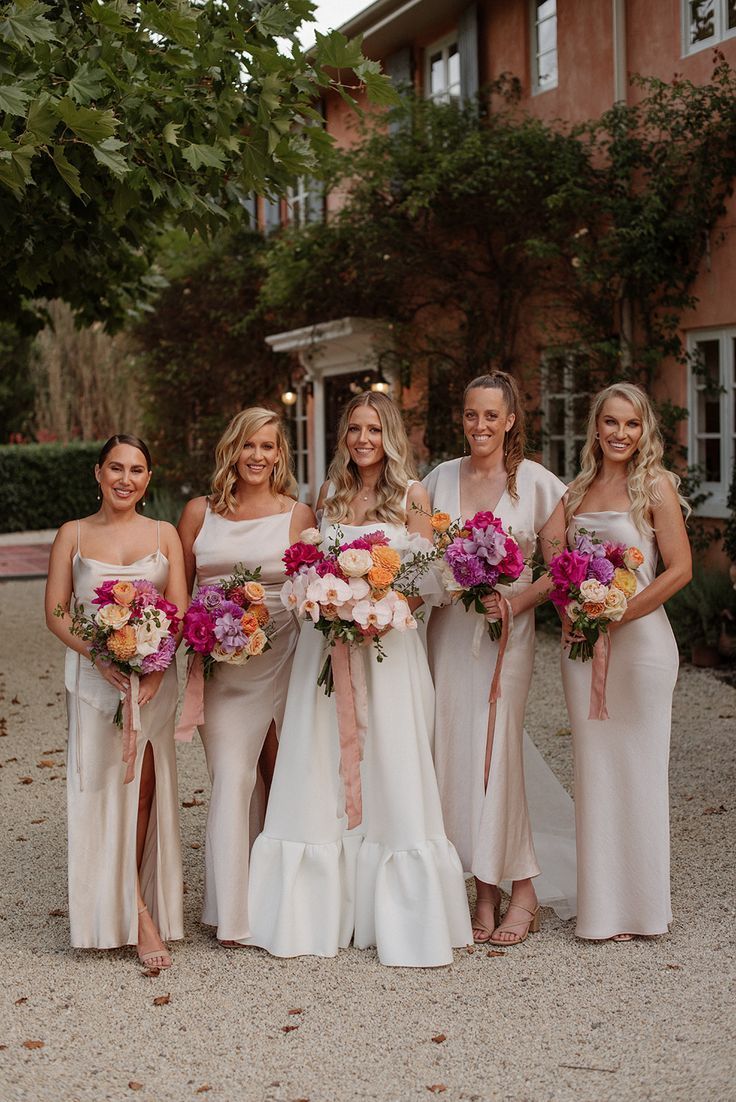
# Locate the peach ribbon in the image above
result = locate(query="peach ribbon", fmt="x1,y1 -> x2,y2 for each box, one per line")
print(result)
332,640 -> 368,830
483,596 -> 512,790
174,653 -> 205,742
122,672 -> 141,785
588,633 -> 611,720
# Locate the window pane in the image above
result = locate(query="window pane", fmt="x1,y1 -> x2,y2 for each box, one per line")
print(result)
729,0 -> 736,29
545,356 -> 565,392
537,0 -> 556,20
573,395 -> 590,434
538,50 -> 558,87
430,52 -> 444,96
448,44 -> 460,91
699,437 -> 721,482
689,0 -> 715,43
537,16 -> 556,55
694,338 -> 721,388
548,398 -> 565,435
550,438 -> 566,477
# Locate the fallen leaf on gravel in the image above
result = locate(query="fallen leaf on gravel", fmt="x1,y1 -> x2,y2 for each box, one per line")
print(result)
182,798 -> 204,808
16,836 -> 28,842
31,819 -> 47,825
42,748 -> 63,754
665,963 -> 683,970
189,843 -> 201,849
281,1025 -> 299,1033
287,1008 -> 303,1015
194,788 -> 204,794
195,1087 -> 211,1094
15,997 -> 28,1005
6,757 -> 17,763
37,760 -> 55,768
128,1083 -> 143,1091
555,726 -> 572,737
142,967 -> 161,978
11,696 -> 20,705
718,713 -> 733,719
703,805 -> 727,815
153,994 -> 170,1006
19,777 -> 33,785
183,881 -> 188,894
22,1040 -> 44,1049
465,946 -> 475,954
431,1033 -> 446,1044
487,949 -> 506,957
427,1086 -> 447,1094
0,1044 -> 7,1050
48,908 -> 66,917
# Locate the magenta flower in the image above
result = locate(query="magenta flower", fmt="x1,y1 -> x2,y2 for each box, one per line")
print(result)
445,544 -> 488,587
131,578 -> 160,607
343,531 -> 389,550
499,537 -> 525,579
183,609 -> 216,654
603,541 -> 626,569
549,549 -> 590,596
466,511 -> 505,533
283,542 -> 325,576
92,580 -> 117,606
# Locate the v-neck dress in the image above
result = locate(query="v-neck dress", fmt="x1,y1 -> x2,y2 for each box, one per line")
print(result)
424,458 -> 576,915
64,523 -> 183,948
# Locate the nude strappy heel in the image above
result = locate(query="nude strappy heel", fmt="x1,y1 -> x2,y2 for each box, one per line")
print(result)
472,897 -> 502,943
137,904 -> 172,968
489,902 -> 541,946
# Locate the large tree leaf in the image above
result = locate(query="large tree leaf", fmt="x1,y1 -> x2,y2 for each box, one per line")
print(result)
52,144 -> 84,197
182,142 -> 226,170
0,1 -> 57,48
57,97 -> 117,143
0,83 -> 31,116
68,63 -> 107,105
23,93 -> 59,144
141,1 -> 199,48
92,135 -> 129,176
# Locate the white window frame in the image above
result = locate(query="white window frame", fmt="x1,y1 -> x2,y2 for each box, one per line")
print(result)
531,0 -> 558,95
682,0 -> 736,56
541,351 -> 589,483
287,175 -> 323,228
424,34 -> 461,104
687,327 -> 735,517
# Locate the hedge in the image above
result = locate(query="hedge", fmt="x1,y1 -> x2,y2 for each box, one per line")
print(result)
0,442 -> 102,533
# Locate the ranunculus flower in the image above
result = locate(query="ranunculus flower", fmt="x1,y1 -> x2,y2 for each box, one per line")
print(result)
367,565 -> 395,590
604,587 -> 627,621
240,612 -> 259,636
604,542 -> 626,569
588,556 -> 615,585
228,586 -> 247,608
580,579 -> 609,604
251,603 -> 270,626
431,511 -> 452,533
624,546 -> 644,570
244,581 -> 265,602
112,581 -> 137,606
582,600 -> 606,618
134,614 -> 170,656
611,567 -> 637,597
499,537 -> 525,579
370,545 -> 401,575
96,603 -> 132,630
298,527 -> 323,546
140,633 -> 176,674
107,625 -> 137,661
337,548 -> 373,577
283,542 -> 324,576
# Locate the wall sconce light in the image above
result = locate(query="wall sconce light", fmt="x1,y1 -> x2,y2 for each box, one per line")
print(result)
370,372 -> 390,394
280,389 -> 298,406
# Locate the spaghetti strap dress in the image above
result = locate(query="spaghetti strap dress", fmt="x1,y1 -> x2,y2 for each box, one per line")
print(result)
64,521 -> 183,948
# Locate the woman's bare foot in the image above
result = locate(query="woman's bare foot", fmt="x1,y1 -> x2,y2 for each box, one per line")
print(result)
137,905 -> 171,969
472,881 -> 501,943
491,878 -> 539,945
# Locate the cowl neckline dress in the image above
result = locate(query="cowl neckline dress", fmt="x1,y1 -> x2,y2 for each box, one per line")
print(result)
65,532 -> 183,949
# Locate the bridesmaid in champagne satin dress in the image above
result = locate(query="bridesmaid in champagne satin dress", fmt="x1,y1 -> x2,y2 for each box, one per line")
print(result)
562,384 -> 691,940
178,408 -> 314,944
45,435 -> 188,969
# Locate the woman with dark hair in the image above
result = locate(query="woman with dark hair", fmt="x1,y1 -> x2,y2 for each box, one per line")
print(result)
246,392 -> 472,967
424,374 -> 574,946
45,434 -> 187,968
178,408 -> 314,945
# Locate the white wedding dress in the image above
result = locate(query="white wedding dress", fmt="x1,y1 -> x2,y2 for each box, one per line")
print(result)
246,494 -> 472,966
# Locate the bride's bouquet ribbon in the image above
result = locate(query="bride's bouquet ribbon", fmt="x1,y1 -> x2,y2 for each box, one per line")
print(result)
175,653 -> 205,742
588,633 -> 611,720
332,640 -> 368,830
122,672 -> 141,785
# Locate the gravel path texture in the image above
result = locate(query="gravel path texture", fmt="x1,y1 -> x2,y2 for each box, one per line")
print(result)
0,578 -> 734,1102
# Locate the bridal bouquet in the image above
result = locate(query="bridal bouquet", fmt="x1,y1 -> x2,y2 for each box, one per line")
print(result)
281,526 -> 433,695
181,565 -> 273,679
549,531 -> 644,662
63,578 -> 180,726
431,509 -> 525,641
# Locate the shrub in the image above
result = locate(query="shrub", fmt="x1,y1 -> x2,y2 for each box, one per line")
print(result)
0,442 -> 101,532
723,459 -> 736,563
665,566 -> 736,653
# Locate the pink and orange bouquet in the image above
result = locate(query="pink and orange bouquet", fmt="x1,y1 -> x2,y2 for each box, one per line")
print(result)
432,509 -> 525,640
64,579 -> 180,724
281,526 -> 433,694
181,565 -> 273,679
549,531 -> 644,661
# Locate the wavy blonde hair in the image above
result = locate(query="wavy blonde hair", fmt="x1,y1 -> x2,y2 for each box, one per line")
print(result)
565,382 -> 690,535
325,392 -> 418,525
210,407 -> 297,516
463,372 -> 526,501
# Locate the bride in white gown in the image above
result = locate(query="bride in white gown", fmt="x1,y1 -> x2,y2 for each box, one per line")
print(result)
246,392 -> 472,966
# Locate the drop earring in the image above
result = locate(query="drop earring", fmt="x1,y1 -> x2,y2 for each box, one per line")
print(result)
96,484 -> 101,501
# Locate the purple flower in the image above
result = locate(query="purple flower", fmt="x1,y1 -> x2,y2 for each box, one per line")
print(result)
195,584 -> 228,612
213,612 -> 247,653
574,533 -> 605,558
588,556 -> 615,585
445,545 -> 489,588
140,634 -> 176,674
131,578 -> 161,607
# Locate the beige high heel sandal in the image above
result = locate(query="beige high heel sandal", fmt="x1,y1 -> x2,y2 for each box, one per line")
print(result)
489,902 -> 541,946
137,904 -> 172,968
472,897 -> 502,943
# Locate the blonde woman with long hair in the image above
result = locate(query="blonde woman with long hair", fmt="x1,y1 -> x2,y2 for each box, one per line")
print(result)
424,373 -> 575,946
178,408 -> 315,945
246,392 -> 472,966
562,382 -> 691,941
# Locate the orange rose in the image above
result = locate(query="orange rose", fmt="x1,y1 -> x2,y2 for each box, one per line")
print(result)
582,601 -> 606,618
240,612 -> 259,636
368,566 -> 395,590
244,582 -> 266,602
430,511 -> 452,534
611,567 -> 637,597
250,603 -> 270,626
371,545 -> 401,576
112,581 -> 136,606
246,628 -> 268,656
623,546 -> 645,570
107,625 -> 137,661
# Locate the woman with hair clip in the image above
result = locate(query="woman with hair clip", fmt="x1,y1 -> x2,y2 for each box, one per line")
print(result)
178,408 -> 314,945
562,382 -> 691,941
246,392 -> 472,967
424,373 -> 576,946
45,434 -> 187,969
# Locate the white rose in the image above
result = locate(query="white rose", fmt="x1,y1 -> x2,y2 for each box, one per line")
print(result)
603,586 -> 627,622
299,527 -> 323,546
579,579 -> 609,604
566,601 -> 582,622
96,603 -> 131,629
337,548 -> 373,577
134,615 -> 170,656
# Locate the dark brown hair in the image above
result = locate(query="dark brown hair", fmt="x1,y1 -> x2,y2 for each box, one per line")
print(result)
463,372 -> 526,501
97,434 -> 153,471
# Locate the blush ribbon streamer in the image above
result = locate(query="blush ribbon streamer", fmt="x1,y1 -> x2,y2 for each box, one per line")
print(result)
332,640 -> 368,830
174,653 -> 205,742
588,632 -> 611,720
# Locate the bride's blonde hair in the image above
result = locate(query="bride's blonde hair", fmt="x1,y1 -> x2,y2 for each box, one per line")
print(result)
565,382 -> 690,535
210,407 -> 297,516
325,392 -> 417,525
